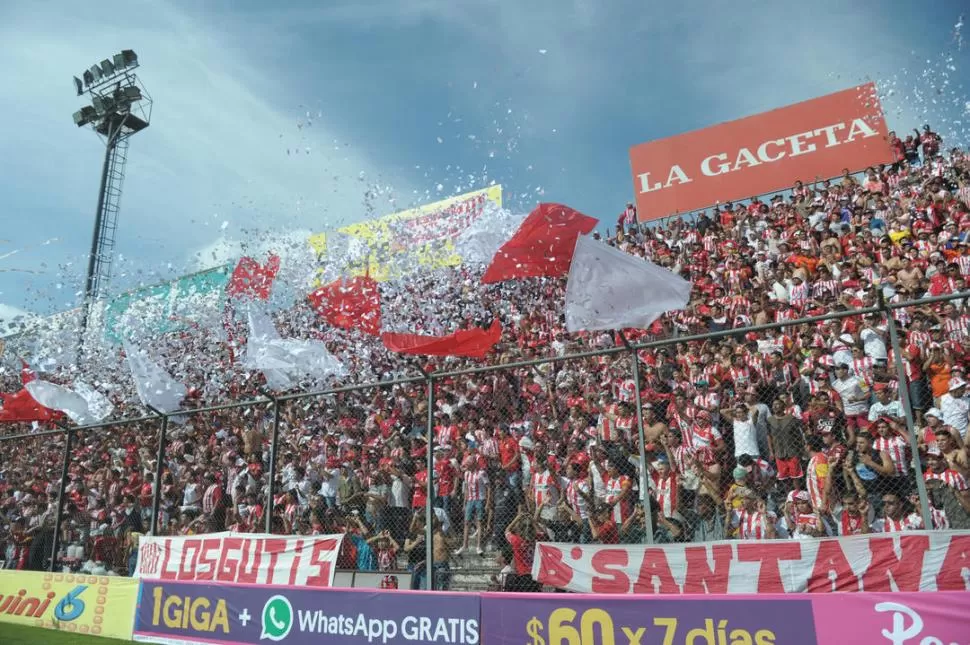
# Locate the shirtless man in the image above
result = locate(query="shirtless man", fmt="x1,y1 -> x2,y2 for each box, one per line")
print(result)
431,517 -> 451,591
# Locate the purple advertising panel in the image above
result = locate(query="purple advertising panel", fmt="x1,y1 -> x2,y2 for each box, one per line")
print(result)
132,580 -> 481,645
481,592 -> 817,645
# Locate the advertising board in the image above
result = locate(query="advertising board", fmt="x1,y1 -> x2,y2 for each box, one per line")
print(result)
132,580 -> 481,645
481,591 -> 970,645
629,83 -> 893,221
0,570 -> 137,639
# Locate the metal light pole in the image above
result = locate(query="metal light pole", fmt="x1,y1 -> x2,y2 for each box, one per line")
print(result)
72,51 -> 152,359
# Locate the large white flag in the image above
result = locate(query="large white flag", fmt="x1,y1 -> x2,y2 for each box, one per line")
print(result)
24,380 -> 111,425
243,306 -> 346,390
73,381 -> 114,422
123,340 -> 187,414
564,235 -> 691,333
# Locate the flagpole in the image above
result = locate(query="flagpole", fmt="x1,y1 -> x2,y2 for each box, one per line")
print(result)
619,332 -> 654,544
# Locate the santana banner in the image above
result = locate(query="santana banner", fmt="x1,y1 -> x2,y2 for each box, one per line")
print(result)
0,570 -> 137,640
532,531 -> 970,594
134,532 -> 343,588
132,580 -> 481,645
308,185 -> 503,283
481,591 -> 970,645
629,83 -> 893,221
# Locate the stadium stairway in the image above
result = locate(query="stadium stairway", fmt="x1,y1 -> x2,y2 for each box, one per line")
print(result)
448,549 -> 504,591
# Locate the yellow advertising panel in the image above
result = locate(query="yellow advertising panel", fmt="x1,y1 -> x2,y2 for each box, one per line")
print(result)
0,570 -> 137,640
309,185 -> 502,282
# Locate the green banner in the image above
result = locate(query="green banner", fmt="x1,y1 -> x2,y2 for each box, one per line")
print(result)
103,265 -> 231,343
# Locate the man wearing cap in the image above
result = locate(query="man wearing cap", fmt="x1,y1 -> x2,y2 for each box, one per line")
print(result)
867,383 -> 904,422
940,377 -> 969,439
923,446 -> 970,529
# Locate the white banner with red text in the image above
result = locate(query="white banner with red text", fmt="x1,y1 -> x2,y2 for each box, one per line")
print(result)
134,532 -> 343,588
532,531 -> 970,594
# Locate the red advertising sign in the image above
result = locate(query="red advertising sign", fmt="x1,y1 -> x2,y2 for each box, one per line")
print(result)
533,531 -> 970,594
629,83 -> 893,222
134,532 -> 343,588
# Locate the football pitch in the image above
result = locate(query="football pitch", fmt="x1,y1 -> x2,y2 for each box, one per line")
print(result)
0,624 -> 131,645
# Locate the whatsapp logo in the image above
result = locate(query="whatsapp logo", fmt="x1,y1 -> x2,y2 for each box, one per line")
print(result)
260,595 -> 294,641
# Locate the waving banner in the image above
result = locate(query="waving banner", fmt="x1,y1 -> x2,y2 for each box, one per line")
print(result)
135,532 -> 343,588
533,531 -> 970,594
308,186 -> 503,282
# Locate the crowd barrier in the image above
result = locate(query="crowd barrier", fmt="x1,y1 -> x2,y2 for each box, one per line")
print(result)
3,569 -> 969,644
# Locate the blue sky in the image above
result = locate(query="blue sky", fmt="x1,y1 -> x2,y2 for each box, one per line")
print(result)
0,0 -> 968,326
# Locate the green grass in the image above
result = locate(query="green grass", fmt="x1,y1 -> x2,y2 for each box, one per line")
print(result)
0,623 -> 131,645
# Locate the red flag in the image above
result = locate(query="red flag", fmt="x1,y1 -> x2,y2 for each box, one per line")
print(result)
21,359 -> 35,384
226,254 -> 281,300
308,276 -> 382,336
481,203 -> 597,283
0,361 -> 59,424
381,320 -> 502,359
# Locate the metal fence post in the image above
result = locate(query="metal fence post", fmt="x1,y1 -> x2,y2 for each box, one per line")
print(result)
425,374 -> 435,591
881,296 -> 934,529
264,396 -> 283,535
149,415 -> 168,535
146,406 -> 169,534
48,425 -> 74,572
620,333 -> 654,544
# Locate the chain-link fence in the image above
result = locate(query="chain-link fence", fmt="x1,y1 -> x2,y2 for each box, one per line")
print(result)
2,292 -> 969,591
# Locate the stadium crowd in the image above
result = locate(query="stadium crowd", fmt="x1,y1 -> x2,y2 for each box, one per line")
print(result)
2,125 -> 970,591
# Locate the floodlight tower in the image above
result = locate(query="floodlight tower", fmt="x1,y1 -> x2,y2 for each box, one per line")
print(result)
72,50 -> 152,353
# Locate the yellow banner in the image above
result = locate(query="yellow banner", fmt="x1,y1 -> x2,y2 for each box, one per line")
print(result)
308,185 -> 502,282
0,570 -> 137,640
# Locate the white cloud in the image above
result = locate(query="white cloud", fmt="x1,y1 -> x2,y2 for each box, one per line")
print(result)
0,0 -> 415,309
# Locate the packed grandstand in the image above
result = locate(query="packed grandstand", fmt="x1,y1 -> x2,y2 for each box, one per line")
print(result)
1,126 -> 969,594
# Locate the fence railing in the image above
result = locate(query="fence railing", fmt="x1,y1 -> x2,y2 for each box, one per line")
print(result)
1,290 -> 968,590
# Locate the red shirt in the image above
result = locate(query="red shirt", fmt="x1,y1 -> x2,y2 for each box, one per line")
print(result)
434,460 -> 457,496
499,437 -> 520,472
596,519 -> 619,544
412,470 -> 428,509
507,533 -> 533,575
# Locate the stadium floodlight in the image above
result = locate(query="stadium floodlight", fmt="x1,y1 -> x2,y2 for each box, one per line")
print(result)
73,106 -> 98,127
120,49 -> 138,66
91,94 -> 113,115
73,76 -> 83,95
100,58 -> 115,77
122,86 -> 142,102
89,64 -> 103,82
82,69 -> 94,86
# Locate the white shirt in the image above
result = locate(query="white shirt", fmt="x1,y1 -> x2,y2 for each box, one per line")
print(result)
860,328 -> 888,360
318,468 -> 340,497
831,376 -> 870,416
868,399 -> 904,421
732,418 -> 760,458
940,393 -> 969,438
389,475 -> 411,508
